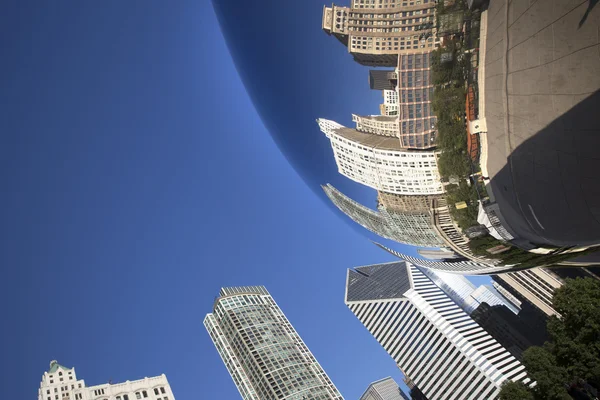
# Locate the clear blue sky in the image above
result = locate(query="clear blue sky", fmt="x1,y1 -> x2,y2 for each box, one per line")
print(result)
2,1 -> 487,398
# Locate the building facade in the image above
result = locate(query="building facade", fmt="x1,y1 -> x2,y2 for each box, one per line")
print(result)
471,303 -> 546,361
416,248 -> 459,260
204,286 -> 343,400
492,269 -> 563,316
395,52 -> 436,149
380,89 -> 399,116
377,191 -> 439,213
418,267 -> 520,314
374,242 -> 510,275
353,114 -> 399,137
345,261 -> 533,400
321,1 -> 439,67
317,118 -> 443,195
360,377 -> 408,400
38,361 -> 174,400
323,184 -> 444,247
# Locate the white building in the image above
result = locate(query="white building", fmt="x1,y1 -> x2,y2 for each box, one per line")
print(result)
323,183 -> 445,248
380,90 -> 399,116
360,377 -> 407,400
353,114 -> 399,137
346,261 -> 534,400
317,118 -> 443,195
204,286 -> 343,400
38,360 -> 174,400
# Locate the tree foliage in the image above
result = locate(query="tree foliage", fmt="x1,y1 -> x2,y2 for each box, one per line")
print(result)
498,278 -> 600,400
498,381 -> 534,400
548,278 -> 600,388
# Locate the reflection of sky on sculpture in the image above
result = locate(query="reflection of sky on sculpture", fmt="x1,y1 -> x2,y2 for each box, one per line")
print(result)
211,0 -> 424,256
212,0 -> 496,285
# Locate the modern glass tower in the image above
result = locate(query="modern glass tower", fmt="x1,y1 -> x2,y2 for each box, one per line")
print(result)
204,286 -> 343,400
345,261 -> 533,400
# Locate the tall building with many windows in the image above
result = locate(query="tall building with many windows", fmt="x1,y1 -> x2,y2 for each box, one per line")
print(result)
204,286 -> 343,400
360,377 -> 408,400
323,183 -> 444,247
38,360 -> 174,400
380,89 -> 399,116
317,118 -> 442,195
321,1 -> 438,67
492,268 -> 563,317
345,261 -> 533,400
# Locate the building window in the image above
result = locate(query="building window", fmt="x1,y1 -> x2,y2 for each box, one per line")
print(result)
136,393 -> 141,400
154,389 -> 159,395
160,388 -> 166,394
142,391 -> 148,398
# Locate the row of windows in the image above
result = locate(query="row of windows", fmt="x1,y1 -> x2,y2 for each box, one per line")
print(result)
352,0 -> 431,9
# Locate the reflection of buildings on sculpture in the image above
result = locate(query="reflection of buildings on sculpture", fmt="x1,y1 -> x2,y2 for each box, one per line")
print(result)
317,118 -> 443,195
380,89 -> 399,116
378,191 -> 437,213
346,261 -> 533,400
366,53 -> 438,149
321,1 -> 439,67
417,248 -> 459,260
374,242 -> 512,274
323,183 -> 444,247
204,286 -> 343,400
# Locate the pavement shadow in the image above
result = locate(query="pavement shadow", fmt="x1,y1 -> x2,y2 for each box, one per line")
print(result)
488,90 -> 600,247
579,0 -> 599,28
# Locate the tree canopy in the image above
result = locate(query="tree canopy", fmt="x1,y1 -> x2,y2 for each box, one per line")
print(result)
498,277 -> 600,399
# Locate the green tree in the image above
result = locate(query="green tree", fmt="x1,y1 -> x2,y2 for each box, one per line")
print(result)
547,278 -> 600,388
498,381 -> 534,400
522,346 -> 571,399
498,278 -> 600,399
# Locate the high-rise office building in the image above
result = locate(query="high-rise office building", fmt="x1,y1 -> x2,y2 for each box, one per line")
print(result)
369,70 -> 398,90
317,118 -> 442,195
323,184 -> 444,247
395,52 -> 436,149
471,303 -> 547,361
418,267 -> 520,314
345,261 -> 533,400
204,286 -> 343,400
493,268 -> 563,316
380,89 -> 399,116
38,360 -> 174,400
360,377 -> 408,400
321,1 -> 438,67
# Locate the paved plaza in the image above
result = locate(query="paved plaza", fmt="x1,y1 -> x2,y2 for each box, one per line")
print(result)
483,0 -> 600,247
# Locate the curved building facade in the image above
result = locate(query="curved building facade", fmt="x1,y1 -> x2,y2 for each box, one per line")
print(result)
323,184 -> 444,247
318,118 -> 443,195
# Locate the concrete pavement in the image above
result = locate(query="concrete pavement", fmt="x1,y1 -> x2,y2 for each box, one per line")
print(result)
483,0 -> 600,247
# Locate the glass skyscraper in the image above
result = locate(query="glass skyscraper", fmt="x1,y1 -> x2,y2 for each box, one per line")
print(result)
204,286 -> 343,400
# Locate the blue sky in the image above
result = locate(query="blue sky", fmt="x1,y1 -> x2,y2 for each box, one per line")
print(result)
2,1 -> 487,398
